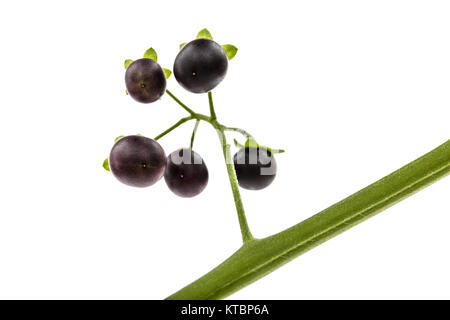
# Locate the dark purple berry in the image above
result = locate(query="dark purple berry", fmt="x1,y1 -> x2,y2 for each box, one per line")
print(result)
109,135 -> 166,187
174,39 -> 228,93
164,148 -> 209,197
233,148 -> 277,190
125,58 -> 166,103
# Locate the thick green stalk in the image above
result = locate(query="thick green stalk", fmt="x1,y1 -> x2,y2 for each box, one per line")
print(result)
167,139 -> 450,300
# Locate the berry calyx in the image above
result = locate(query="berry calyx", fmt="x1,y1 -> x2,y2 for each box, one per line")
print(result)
164,148 -> 209,197
109,135 -> 167,187
233,147 -> 277,190
125,58 -> 166,103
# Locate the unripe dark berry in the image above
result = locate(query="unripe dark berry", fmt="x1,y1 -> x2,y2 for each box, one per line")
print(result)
174,39 -> 228,93
233,147 -> 277,190
125,58 -> 166,103
164,148 -> 209,197
109,135 -> 166,187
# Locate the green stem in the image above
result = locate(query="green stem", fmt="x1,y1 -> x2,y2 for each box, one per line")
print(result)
167,139 -> 450,300
208,91 -> 252,241
224,126 -> 253,138
216,127 -> 254,243
155,90 -> 253,243
154,116 -> 193,141
208,91 -> 217,120
189,120 -> 200,149
165,89 -> 196,115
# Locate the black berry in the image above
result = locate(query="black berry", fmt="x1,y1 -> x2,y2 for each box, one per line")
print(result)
233,148 -> 277,190
109,135 -> 167,187
164,148 -> 209,197
125,58 -> 166,103
174,39 -> 228,93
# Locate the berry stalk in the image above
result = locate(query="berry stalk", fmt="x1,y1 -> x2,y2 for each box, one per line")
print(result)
189,120 -> 200,149
165,89 -> 196,115
208,91 -> 217,121
154,116 -> 194,141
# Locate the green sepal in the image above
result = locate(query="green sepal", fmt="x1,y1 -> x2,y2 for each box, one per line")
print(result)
103,158 -> 110,171
264,147 -> 285,154
124,59 -> 133,69
125,90 -> 128,95
114,135 -> 124,142
197,28 -> 213,40
143,47 -> 158,61
244,138 -> 259,149
222,44 -> 238,60
163,68 -> 172,79
241,138 -> 285,154
179,42 -> 187,50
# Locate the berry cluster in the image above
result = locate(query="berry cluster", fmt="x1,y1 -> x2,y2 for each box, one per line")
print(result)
103,29 -> 283,198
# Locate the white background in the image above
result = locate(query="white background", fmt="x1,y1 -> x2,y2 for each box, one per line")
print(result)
0,0 -> 449,299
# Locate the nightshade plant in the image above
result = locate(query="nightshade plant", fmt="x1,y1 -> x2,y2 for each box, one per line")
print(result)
103,28 -> 450,299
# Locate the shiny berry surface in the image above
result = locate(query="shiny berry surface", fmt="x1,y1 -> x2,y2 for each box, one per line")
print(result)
164,148 -> 209,197
173,39 -> 228,93
125,58 -> 166,103
109,135 -> 167,187
233,147 -> 277,190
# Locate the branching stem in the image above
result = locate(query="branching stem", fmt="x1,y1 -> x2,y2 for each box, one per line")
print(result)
162,89 -> 253,243
159,88 -> 450,301
216,128 -> 254,242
